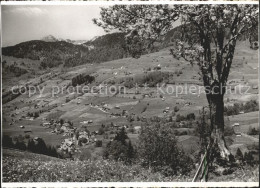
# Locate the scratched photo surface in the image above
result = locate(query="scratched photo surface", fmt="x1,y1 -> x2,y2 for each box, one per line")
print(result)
1,3 -> 259,182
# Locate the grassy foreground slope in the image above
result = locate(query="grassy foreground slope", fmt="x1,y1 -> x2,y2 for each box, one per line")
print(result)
2,149 -> 191,182
2,148 -> 259,182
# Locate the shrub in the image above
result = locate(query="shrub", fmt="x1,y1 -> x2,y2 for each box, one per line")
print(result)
248,127 -> 259,135
77,149 -> 92,161
235,148 -> 244,161
138,123 -> 194,175
98,127 -> 105,135
174,106 -> 179,112
5,135 -> 60,158
224,126 -> 235,136
176,114 -> 185,122
244,151 -> 255,166
186,113 -> 195,120
71,74 -> 95,87
24,134 -> 30,139
124,77 -> 135,88
224,100 -> 259,116
128,127 -> 135,134
2,135 -> 14,148
104,128 -> 135,164
14,141 -> 26,151
95,140 -> 103,147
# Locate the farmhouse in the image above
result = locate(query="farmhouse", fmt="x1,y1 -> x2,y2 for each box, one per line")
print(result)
252,85 -> 258,90
134,126 -> 141,133
163,109 -> 169,113
232,123 -> 240,127
42,122 -> 50,127
235,132 -> 242,136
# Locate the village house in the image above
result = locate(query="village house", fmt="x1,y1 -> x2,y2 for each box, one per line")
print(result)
232,123 -> 240,127
42,122 -> 51,127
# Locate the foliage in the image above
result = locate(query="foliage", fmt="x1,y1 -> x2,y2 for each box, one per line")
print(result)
40,55 -> 63,69
4,63 -> 28,77
124,71 -> 170,88
94,6 -> 258,159
27,111 -> 40,118
186,113 -> 196,121
174,106 -> 180,112
176,114 -> 186,122
3,135 -> 14,148
95,140 -> 103,147
235,148 -> 243,161
247,127 -> 259,135
94,5 -> 258,87
98,127 -> 105,135
71,74 -> 95,87
3,135 -> 59,158
224,125 -> 235,136
3,148 -> 192,182
64,32 -> 127,67
244,151 -> 255,166
104,128 -> 135,164
224,100 -> 259,116
138,123 -> 194,176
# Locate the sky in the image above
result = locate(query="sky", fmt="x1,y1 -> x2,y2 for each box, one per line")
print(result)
1,5 -> 108,47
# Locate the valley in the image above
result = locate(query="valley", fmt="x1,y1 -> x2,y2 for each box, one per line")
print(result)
2,39 -> 259,162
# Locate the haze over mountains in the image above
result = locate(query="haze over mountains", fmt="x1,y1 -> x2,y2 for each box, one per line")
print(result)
2,32 -> 127,68
41,34 -> 89,45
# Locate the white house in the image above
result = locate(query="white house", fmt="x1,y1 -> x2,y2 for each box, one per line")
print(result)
232,123 -> 240,127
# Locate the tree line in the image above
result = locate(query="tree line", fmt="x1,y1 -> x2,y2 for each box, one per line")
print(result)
3,135 -> 60,158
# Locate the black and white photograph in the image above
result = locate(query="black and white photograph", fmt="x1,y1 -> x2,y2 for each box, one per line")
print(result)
1,1 -> 259,185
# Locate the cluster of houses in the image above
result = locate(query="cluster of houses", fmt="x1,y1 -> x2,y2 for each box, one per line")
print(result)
41,119 -> 102,154
90,102 -> 111,113
58,127 -> 104,154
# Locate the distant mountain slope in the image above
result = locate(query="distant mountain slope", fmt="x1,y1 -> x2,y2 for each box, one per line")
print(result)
84,32 -> 125,47
2,40 -> 88,60
2,27 -> 257,68
2,32 -> 127,68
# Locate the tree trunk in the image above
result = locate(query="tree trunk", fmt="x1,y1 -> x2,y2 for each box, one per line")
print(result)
210,94 -> 232,160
